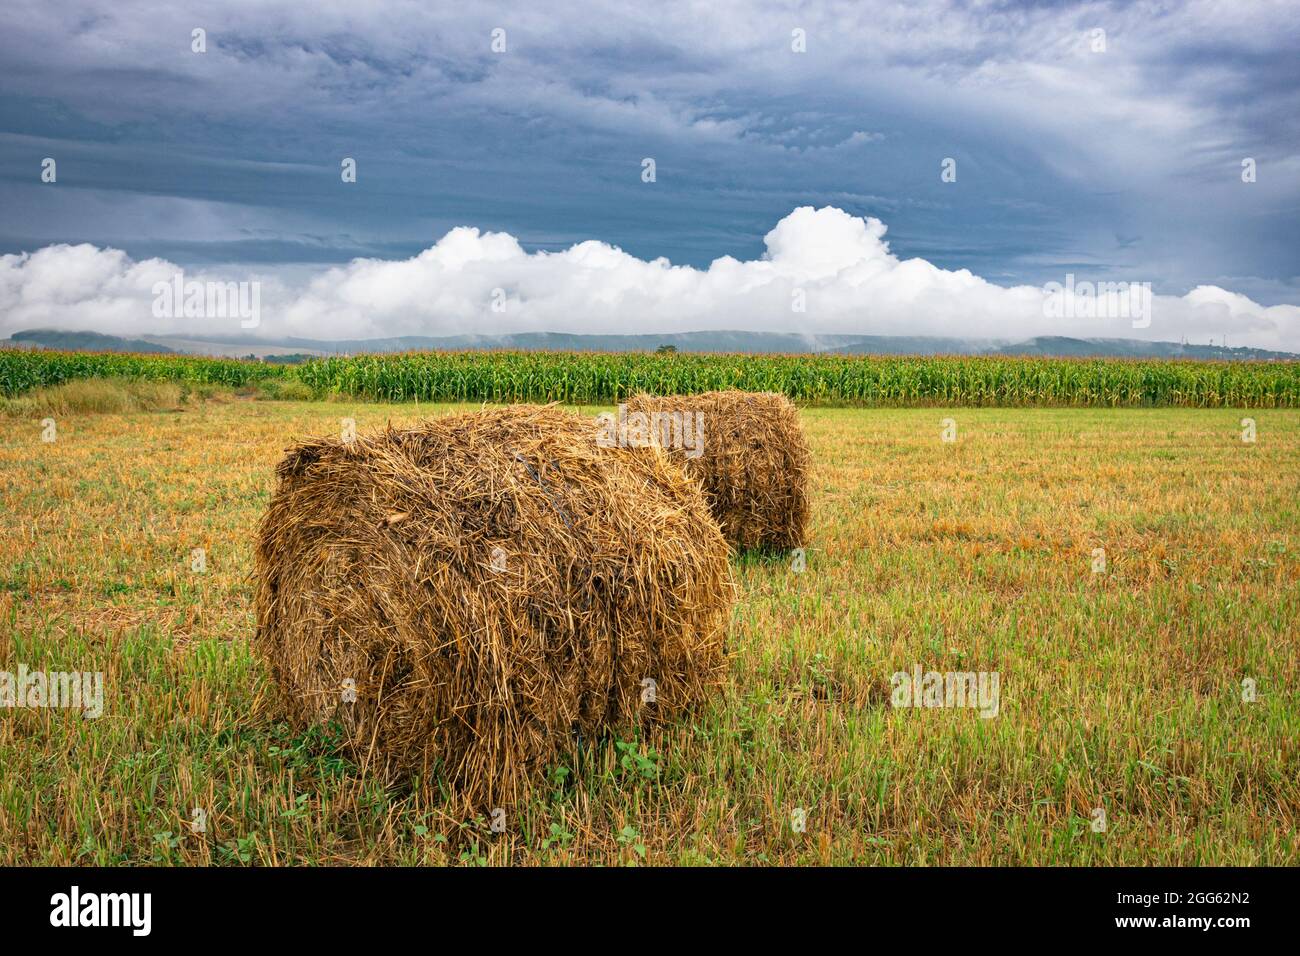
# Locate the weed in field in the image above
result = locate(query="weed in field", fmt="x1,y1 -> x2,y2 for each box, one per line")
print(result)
0,378 -> 185,417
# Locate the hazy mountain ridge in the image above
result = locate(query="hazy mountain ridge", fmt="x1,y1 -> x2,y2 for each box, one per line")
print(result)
8,329 -> 175,354
6,328 -> 1296,361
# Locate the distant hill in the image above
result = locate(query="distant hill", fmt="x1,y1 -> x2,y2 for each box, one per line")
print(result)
991,336 -> 1293,362
6,328 -> 1296,362
824,335 -> 1003,355
143,330 -> 872,356
9,329 -> 174,354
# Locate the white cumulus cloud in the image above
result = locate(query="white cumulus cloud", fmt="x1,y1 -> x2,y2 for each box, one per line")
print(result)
1,206 -> 1296,351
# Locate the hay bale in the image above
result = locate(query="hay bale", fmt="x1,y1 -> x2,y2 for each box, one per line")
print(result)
253,404 -> 732,809
621,390 -> 810,551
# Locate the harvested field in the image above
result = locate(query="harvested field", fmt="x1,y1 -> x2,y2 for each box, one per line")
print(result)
1,399 -> 1297,865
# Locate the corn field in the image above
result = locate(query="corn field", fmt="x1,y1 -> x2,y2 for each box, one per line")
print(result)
5,347 -> 1299,406
0,348 -> 288,396
297,351 -> 1300,407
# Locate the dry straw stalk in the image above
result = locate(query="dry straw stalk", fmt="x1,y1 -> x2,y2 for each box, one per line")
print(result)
624,390 -> 811,551
254,404 -> 733,809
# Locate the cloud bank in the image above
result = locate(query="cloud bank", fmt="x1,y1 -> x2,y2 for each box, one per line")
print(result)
2,206 -> 1295,350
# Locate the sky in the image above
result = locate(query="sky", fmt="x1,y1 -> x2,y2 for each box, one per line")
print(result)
1,0 -> 1297,347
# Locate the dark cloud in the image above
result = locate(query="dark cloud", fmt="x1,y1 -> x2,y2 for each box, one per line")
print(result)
0,0 -> 1295,308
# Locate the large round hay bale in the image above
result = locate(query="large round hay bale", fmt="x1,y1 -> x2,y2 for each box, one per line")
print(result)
621,390 -> 811,551
253,405 -> 732,809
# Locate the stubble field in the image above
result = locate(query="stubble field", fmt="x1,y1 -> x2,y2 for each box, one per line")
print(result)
1,396 -> 1296,865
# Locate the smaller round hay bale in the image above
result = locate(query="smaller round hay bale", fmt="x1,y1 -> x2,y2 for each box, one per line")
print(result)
621,390 -> 810,551
253,405 -> 732,809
